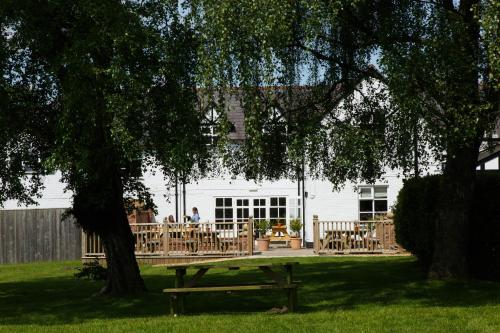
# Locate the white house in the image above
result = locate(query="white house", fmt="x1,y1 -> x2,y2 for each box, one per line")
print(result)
3,86 -> 497,247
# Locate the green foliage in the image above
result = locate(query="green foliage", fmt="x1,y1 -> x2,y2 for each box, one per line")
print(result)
191,0 -> 498,185
394,175 -> 441,270
0,1 -> 209,229
290,218 -> 302,236
469,171 -> 500,280
394,172 -> 500,280
74,260 -> 107,281
256,219 -> 270,236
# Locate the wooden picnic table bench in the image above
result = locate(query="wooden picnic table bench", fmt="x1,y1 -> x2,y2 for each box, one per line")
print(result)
163,262 -> 299,315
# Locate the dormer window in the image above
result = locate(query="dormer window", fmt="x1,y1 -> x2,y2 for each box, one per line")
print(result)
202,107 -> 219,146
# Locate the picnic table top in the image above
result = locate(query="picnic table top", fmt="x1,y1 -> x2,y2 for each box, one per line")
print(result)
167,261 -> 299,270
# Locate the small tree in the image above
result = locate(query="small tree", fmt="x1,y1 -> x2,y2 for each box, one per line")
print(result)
256,219 -> 270,239
289,218 -> 302,238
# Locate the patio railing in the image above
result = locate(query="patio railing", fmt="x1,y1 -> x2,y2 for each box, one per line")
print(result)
313,215 -> 399,254
82,219 -> 254,258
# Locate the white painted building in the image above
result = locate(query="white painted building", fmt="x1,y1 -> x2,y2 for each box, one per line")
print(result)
2,165 -> 406,245
3,85 -> 498,246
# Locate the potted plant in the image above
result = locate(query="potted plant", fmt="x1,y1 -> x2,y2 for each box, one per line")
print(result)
256,219 -> 271,251
289,218 -> 302,250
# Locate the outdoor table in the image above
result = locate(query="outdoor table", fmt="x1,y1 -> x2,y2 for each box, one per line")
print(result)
269,225 -> 291,243
164,262 -> 299,315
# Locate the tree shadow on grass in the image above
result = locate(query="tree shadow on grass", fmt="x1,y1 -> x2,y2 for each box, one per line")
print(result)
0,257 -> 499,325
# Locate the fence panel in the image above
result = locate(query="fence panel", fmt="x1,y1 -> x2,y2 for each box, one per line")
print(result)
313,219 -> 398,254
82,219 -> 255,258
0,208 -> 81,264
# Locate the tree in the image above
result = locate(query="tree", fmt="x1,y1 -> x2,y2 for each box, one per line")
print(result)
190,0 -> 499,278
1,0 -> 207,294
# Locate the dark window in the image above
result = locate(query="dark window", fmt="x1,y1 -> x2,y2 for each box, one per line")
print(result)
359,200 -> 373,212
215,197 -> 233,229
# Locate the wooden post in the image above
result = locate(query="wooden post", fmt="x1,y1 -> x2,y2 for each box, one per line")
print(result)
247,217 -> 254,255
81,230 -> 86,258
313,215 -> 319,253
163,224 -> 169,256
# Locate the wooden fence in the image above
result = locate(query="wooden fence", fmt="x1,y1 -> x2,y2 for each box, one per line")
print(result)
82,219 -> 254,259
313,215 -> 399,254
0,208 -> 81,264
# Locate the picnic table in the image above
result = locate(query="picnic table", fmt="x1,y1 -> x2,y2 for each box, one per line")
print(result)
163,262 -> 299,315
269,225 -> 291,244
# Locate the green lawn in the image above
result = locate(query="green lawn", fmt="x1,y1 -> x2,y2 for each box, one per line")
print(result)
1,256 -> 500,333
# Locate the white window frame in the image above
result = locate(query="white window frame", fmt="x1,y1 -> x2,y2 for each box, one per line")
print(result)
358,186 -> 388,221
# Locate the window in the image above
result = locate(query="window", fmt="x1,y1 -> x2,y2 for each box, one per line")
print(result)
358,186 -> 388,220
253,198 -> 267,222
269,197 -> 286,225
202,108 -> 219,146
236,199 -> 249,230
215,197 -> 233,229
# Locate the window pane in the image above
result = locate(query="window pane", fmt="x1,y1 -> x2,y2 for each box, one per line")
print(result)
359,188 -> 372,198
279,197 -> 286,206
374,200 -> 388,212
374,186 -> 387,198
270,208 -> 278,218
216,198 -> 223,207
359,200 -> 373,212
360,213 -> 373,221
224,198 -> 232,206
259,208 -> 266,218
225,209 -> 233,218
271,197 -> 278,206
243,199 -> 249,206
243,209 -> 249,218
236,199 -> 242,206
215,209 -> 223,219
279,208 -> 286,218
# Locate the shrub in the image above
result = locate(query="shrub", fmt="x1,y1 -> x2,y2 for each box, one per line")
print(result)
469,171 -> 500,280
74,259 -> 107,281
394,171 -> 500,280
394,175 -> 441,271
289,218 -> 302,237
256,219 -> 270,238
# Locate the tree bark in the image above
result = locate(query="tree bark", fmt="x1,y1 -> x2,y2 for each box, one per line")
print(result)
96,171 -> 146,295
429,143 -> 480,279
99,209 -> 146,295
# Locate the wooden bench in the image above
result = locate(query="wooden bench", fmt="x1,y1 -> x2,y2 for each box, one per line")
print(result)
163,262 -> 299,315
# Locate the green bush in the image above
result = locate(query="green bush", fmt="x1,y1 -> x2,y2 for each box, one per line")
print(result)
74,259 -> 107,281
469,171 -> 500,280
290,218 -> 303,237
394,175 -> 441,271
394,171 -> 500,280
256,219 -> 270,238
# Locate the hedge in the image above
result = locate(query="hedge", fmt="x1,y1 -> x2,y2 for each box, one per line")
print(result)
394,171 -> 500,280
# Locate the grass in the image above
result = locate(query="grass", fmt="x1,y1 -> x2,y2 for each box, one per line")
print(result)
1,256 -> 500,333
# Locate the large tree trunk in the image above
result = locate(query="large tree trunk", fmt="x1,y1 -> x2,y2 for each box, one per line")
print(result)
98,204 -> 146,295
97,170 -> 146,295
429,143 -> 480,279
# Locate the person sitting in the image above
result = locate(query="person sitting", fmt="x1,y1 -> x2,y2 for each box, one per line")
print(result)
190,207 -> 200,223
184,207 -> 201,223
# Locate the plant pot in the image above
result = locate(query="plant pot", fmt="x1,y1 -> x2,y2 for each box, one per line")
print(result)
257,238 -> 270,251
290,238 -> 302,250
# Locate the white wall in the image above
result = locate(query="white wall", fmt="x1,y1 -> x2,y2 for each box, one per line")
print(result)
2,167 -> 408,243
